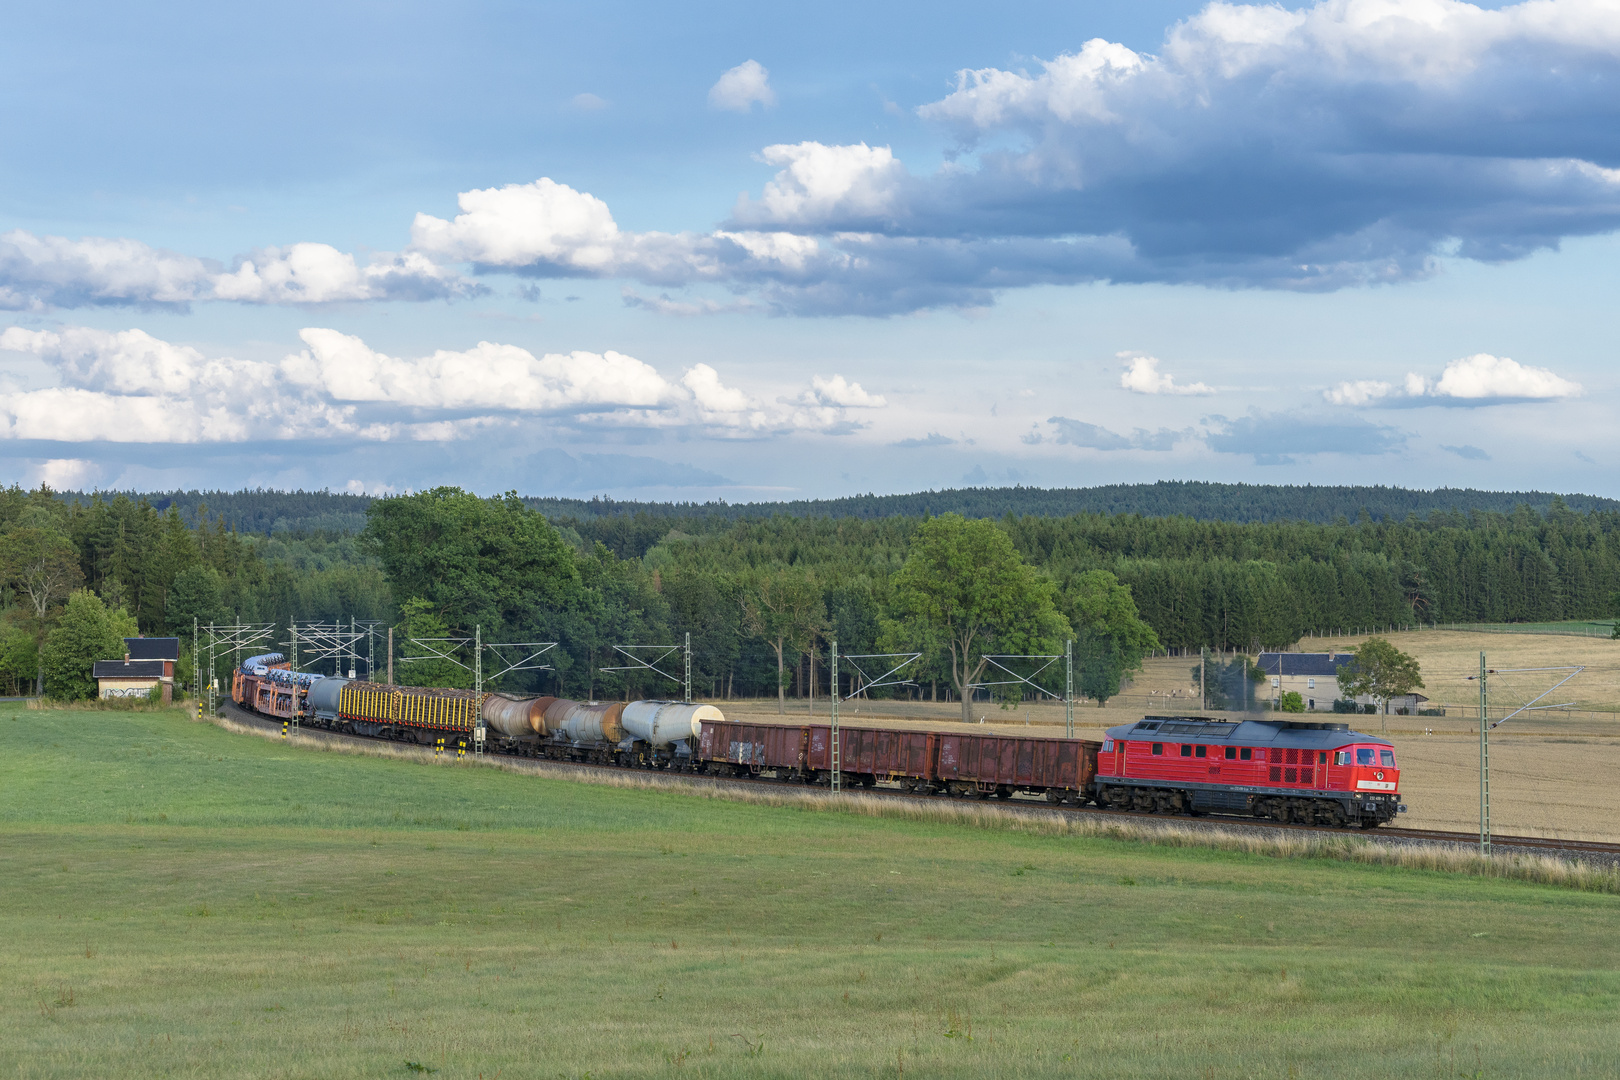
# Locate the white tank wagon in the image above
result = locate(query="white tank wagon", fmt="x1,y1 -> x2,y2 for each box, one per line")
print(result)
623,700 -> 725,746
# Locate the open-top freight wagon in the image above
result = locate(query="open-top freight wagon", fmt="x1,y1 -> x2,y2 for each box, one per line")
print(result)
699,719 -> 1098,802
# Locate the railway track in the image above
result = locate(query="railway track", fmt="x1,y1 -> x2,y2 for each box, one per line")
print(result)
217,701 -> 1620,865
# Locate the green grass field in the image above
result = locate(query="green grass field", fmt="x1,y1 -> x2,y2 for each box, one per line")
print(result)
2,706 -> 1617,1079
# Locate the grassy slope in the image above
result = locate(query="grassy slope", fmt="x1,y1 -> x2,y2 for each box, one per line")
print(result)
2,706 -> 1617,1079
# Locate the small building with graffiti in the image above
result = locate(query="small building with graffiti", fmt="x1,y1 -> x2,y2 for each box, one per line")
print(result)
95,637 -> 180,701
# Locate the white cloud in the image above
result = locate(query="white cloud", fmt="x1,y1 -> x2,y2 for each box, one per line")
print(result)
409,178 -> 623,270
284,328 -> 678,411
1428,354 -> 1582,400
732,143 -> 907,228
1118,353 -> 1213,396
0,326 -> 359,443
806,374 -> 885,408
0,230 -> 212,311
673,364 -> 884,436
1326,353 -> 1581,407
0,229 -> 479,311
13,3 -> 1620,319
1,326 -> 213,396
1324,379 -> 1395,406
570,92 -> 608,111
213,244 -> 477,303
0,323 -> 882,445
681,363 -> 754,414
708,60 -> 776,112
32,458 -> 100,489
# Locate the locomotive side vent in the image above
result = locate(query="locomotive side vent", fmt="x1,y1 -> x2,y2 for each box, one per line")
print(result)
1269,766 -> 1282,783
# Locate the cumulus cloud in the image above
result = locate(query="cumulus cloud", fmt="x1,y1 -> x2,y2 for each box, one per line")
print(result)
0,324 -> 882,444
0,325 -> 357,442
1441,444 -> 1491,460
213,244 -> 479,303
0,229 -> 480,311
0,230 -> 212,311
1326,354 -> 1581,407
731,143 -> 908,229
1420,354 -> 1582,401
904,0 -> 1620,287
284,328 -> 678,412
32,458 -> 100,489
1323,379 -> 1395,407
804,374 -> 885,408
708,60 -> 776,112
13,3 -> 1620,319
1118,353 -> 1213,396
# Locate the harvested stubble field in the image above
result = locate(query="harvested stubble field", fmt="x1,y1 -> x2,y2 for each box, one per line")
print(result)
3,704 -> 1619,1078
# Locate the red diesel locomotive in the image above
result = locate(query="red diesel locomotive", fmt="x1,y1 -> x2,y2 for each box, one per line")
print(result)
1096,715 -> 1404,827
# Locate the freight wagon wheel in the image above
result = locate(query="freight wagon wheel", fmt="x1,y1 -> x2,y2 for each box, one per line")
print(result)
995,788 -> 1012,801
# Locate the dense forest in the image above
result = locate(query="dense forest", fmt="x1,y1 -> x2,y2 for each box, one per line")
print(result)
7,483 -> 1620,704
53,481 -> 1620,533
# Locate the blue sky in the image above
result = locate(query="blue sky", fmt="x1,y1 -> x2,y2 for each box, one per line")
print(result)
2,0 -> 1616,499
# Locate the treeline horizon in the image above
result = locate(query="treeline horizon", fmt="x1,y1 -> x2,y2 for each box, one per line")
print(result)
9,482 -> 1620,700
42,480 -> 1620,535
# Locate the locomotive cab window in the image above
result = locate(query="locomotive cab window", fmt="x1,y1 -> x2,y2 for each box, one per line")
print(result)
1356,748 -> 1377,766
1380,749 -> 1397,767
1335,751 -> 1349,766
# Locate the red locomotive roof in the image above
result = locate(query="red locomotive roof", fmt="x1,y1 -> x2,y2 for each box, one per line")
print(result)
1105,715 -> 1392,750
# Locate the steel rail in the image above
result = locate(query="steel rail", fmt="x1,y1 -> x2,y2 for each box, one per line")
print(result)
215,700 -> 1620,861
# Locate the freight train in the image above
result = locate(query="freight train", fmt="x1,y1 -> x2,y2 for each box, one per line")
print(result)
232,653 -> 1406,828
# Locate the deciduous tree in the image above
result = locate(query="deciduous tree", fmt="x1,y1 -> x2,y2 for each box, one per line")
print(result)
1336,637 -> 1424,714
1063,569 -> 1161,706
41,589 -> 123,700
883,514 -> 1068,724
741,567 -> 824,714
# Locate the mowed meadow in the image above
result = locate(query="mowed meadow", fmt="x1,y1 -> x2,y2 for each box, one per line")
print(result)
3,706 -> 1618,1079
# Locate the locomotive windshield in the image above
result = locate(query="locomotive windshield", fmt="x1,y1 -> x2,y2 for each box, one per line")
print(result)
1380,749 -> 1397,767
1356,748 -> 1377,766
